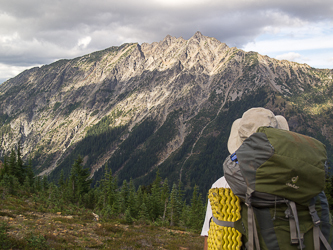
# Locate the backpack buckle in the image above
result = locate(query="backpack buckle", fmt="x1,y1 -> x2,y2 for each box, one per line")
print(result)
245,188 -> 254,207
230,153 -> 238,163
309,205 -> 321,226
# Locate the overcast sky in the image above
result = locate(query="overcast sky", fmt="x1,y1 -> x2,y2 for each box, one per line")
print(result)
0,0 -> 332,83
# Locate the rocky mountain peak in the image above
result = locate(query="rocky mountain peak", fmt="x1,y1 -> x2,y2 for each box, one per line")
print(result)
192,31 -> 204,40
161,34 -> 175,45
0,32 -> 332,193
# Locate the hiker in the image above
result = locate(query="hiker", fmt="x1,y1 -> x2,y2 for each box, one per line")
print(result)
201,107 -> 289,250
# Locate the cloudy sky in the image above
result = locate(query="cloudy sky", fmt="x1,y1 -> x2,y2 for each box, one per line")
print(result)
1,0 -> 332,83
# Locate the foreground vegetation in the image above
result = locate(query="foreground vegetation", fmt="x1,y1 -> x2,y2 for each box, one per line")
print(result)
0,193 -> 203,249
0,146 -> 205,249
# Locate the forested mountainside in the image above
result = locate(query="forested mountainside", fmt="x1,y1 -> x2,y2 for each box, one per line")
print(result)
0,31 -> 332,197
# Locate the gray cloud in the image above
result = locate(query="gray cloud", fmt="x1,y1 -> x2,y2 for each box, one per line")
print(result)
0,0 -> 332,81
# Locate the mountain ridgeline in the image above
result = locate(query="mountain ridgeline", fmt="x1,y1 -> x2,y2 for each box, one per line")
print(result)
0,32 -> 332,196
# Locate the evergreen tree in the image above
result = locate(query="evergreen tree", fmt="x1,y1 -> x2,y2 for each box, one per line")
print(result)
188,185 -> 205,230
0,156 -> 8,179
3,174 -> 19,195
15,144 -> 25,184
26,157 -> 34,188
161,178 -> 169,221
148,182 -> 162,220
120,180 -> 129,213
8,149 -> 16,177
325,175 -> 333,210
23,175 -> 31,193
98,165 -> 118,211
2,174 -> 14,196
101,165 -> 110,207
95,166 -> 113,217
69,156 -> 92,204
128,179 -> 138,218
168,183 -> 182,226
34,176 -> 42,192
180,200 -> 190,228
47,182 -> 59,209
61,178 -> 71,205
111,191 -> 121,215
3,156 -> 8,175
124,208 -> 133,224
58,169 -> 65,188
139,202 -> 149,222
177,180 -> 184,204
109,172 -> 118,209
101,204 -> 113,219
83,189 -> 95,209
42,176 -> 49,193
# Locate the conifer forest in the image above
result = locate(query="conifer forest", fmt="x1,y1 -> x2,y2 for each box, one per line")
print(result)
0,146 -> 206,249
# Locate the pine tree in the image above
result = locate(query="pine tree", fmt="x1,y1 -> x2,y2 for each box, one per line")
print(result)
188,185 -> 205,230
26,157 -> 34,188
47,182 -> 59,209
2,174 -> 13,196
161,178 -> 169,221
3,174 -> 20,195
0,156 -> 8,179
61,178 -> 71,205
23,175 -> 31,193
120,180 -> 129,213
168,183 -> 181,226
109,173 -> 118,209
95,166 -> 107,211
147,170 -> 164,221
42,176 -> 49,193
83,189 -> 95,209
124,208 -> 133,224
111,191 -> 121,215
101,165 -> 109,207
148,183 -> 161,220
59,169 -> 65,188
69,156 -> 92,204
8,149 -> 16,177
34,176 -> 42,192
180,200 -> 189,228
136,186 -> 144,208
128,179 -> 138,218
0,160 -> 4,180
325,175 -> 333,210
139,202 -> 149,222
15,144 -> 25,184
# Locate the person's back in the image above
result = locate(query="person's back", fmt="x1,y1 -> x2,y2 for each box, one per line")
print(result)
201,107 -> 333,250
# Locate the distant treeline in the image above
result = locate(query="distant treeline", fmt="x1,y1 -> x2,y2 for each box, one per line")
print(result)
0,146 -> 206,231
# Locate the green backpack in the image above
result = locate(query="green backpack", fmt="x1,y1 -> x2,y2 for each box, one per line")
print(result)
223,127 -> 333,250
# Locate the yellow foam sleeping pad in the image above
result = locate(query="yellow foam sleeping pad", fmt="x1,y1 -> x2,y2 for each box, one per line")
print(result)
207,188 -> 242,250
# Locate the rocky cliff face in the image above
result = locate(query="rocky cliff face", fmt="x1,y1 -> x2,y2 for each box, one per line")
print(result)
0,32 -> 332,192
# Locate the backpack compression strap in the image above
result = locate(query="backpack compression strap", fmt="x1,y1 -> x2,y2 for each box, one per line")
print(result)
285,203 -> 304,246
309,204 -> 332,250
212,215 -> 240,228
246,188 -> 261,250
287,201 -> 305,249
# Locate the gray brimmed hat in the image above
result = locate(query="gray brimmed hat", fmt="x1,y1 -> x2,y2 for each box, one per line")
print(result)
227,107 -> 289,153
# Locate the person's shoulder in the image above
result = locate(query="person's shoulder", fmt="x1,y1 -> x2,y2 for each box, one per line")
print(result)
211,176 -> 230,189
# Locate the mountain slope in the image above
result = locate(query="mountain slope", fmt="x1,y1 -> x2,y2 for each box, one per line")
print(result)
0,31 -> 332,195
